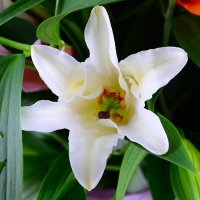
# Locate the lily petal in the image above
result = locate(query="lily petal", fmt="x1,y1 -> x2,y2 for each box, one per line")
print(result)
85,6 -> 118,67
21,100 -> 74,132
119,47 -> 187,100
69,130 -> 119,191
119,102 -> 169,155
31,45 -> 85,100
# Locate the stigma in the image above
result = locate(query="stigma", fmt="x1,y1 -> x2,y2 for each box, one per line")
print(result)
98,111 -> 110,119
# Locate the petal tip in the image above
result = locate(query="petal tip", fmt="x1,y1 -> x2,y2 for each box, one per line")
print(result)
155,138 -> 169,155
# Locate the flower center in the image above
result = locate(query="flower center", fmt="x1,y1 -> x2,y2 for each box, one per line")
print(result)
97,88 -> 126,123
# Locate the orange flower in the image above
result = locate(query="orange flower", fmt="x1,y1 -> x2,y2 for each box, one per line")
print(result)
177,0 -> 200,16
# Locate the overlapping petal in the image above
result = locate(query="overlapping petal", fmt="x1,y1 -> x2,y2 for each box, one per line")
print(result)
84,6 -> 119,94
119,101 -> 169,155
69,129 -> 119,191
119,47 -> 187,101
21,100 -> 75,132
31,45 -> 85,100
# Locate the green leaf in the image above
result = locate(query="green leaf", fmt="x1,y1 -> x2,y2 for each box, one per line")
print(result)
0,160 -> 6,173
114,143 -> 148,200
0,54 -> 25,200
0,17 -> 37,45
0,131 -> 4,138
23,132 -> 63,200
0,0 -> 45,26
172,14 -> 200,68
60,18 -> 87,60
146,89 -> 161,112
37,0 -> 122,45
146,155 -> 175,200
63,183 -> 87,200
170,139 -> 200,200
158,114 -> 196,172
55,0 -> 122,15
37,151 -> 76,200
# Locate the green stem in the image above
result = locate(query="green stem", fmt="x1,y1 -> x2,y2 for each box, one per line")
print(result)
162,0 -> 176,46
158,0 -> 176,120
159,90 -> 171,120
106,165 -> 121,172
0,36 -> 31,56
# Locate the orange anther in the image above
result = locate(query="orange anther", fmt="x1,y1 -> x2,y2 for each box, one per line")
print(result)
119,100 -> 126,108
112,113 -> 123,122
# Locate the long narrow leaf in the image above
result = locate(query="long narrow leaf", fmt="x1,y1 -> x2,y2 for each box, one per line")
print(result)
0,0 -> 45,26
158,114 -> 196,172
172,14 -> 200,68
170,139 -> 200,200
114,143 -> 148,200
0,54 -> 25,200
146,155 -> 175,200
37,151 -> 76,200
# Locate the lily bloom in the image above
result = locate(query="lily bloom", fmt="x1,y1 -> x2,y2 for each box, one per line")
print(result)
177,0 -> 200,16
21,6 -> 187,190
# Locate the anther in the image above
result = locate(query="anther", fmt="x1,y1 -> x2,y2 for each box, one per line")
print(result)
112,113 -> 123,122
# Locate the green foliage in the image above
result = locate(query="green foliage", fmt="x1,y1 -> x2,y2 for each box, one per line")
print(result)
0,160 -> 6,174
172,14 -> 200,68
158,114 -> 196,172
146,155 -> 175,200
114,143 -> 148,200
0,17 -> 37,45
37,151 -> 85,200
23,132 -> 64,200
37,0 -> 122,45
0,54 -> 25,200
170,139 -> 200,200
0,0 -> 45,26
0,131 -> 4,138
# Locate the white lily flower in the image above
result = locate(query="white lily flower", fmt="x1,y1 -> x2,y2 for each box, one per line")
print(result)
21,6 -> 188,190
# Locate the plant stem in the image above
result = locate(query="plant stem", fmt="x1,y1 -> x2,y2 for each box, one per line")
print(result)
162,0 -> 176,46
159,0 -> 176,120
0,36 -> 31,56
106,165 -> 121,172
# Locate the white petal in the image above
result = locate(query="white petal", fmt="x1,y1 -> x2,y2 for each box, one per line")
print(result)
21,100 -> 74,132
84,6 -> 119,87
31,45 -> 85,100
85,6 -> 118,67
119,102 -> 169,155
69,129 -> 119,190
120,47 -> 188,100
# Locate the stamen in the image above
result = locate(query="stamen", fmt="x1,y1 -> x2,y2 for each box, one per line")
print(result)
98,111 -> 110,119
112,113 -> 123,122
97,88 -> 126,123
